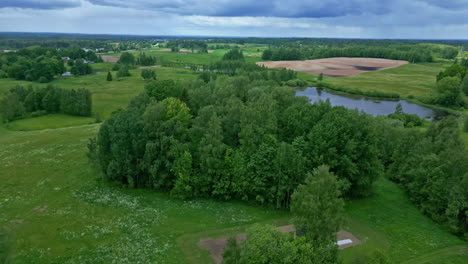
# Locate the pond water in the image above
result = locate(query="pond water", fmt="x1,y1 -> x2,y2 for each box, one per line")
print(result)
296,87 -> 437,119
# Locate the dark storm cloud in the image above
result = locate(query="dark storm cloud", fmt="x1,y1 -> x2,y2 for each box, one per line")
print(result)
87,0 -> 391,18
0,0 -> 81,10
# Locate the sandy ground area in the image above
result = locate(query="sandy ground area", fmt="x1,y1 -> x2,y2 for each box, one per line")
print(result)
257,57 -> 408,77
198,225 -> 361,264
101,55 -> 119,63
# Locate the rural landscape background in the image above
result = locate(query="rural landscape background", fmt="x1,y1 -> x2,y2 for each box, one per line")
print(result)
0,1 -> 468,264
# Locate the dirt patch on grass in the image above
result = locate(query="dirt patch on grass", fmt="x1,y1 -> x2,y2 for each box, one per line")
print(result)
101,56 -> 119,63
257,57 -> 408,77
199,225 -> 360,264
138,65 -> 161,69
33,205 -> 48,213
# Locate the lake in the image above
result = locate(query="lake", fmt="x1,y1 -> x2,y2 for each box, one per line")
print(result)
296,87 -> 437,119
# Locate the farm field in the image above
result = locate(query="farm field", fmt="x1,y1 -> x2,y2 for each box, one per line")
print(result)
257,57 -> 409,77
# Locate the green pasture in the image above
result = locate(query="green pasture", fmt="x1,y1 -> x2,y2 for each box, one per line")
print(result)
0,123 -> 466,263
322,63 -> 448,99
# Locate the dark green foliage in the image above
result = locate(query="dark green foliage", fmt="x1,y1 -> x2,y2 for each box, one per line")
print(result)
388,103 -> 424,127
144,79 -> 182,101
118,52 -> 135,65
223,238 -> 241,264
166,40 -> 208,53
432,76 -> 464,107
1,85 -> 92,120
93,74 -> 382,206
137,53 -> 156,66
141,69 -> 156,80
464,117 -> 468,133
223,225 -> 339,264
291,165 -> 345,242
318,73 -> 323,81
461,74 -> 468,96
387,118 -> 468,237
106,71 -> 112,81
304,107 -> 382,197
70,59 -> 92,76
262,44 -> 436,62
116,66 -> 131,78
222,49 -> 245,61
436,63 -> 467,82
0,92 -> 25,121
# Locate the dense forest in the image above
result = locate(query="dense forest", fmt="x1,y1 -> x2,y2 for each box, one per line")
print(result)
0,85 -> 92,121
89,57 -> 468,239
261,44 -> 459,63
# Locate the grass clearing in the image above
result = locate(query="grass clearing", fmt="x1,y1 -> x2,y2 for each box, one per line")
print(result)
0,124 -> 287,263
342,177 -> 467,264
0,67 -> 198,120
5,114 -> 95,131
324,62 -> 448,99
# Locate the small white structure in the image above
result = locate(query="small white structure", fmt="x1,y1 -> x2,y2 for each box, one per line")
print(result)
62,72 -> 73,76
336,239 -> 353,246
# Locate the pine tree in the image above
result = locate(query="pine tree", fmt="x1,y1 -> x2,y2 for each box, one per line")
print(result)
107,71 -> 112,81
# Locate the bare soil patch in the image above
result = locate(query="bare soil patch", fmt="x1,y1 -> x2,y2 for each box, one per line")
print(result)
257,57 -> 408,77
101,55 -> 119,63
198,225 -> 360,264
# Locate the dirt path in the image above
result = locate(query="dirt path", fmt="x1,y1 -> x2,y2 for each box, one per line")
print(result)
198,225 -> 361,264
257,57 -> 408,77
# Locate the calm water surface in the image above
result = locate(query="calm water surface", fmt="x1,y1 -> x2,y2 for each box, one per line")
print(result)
296,87 -> 436,119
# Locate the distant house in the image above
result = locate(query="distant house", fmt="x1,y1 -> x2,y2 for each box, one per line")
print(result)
2,50 -> 16,53
62,72 -> 73,76
61,57 -> 70,63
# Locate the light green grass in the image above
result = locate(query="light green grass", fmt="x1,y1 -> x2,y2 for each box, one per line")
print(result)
1,112 -> 467,264
342,177 -> 467,264
0,124 -> 287,263
325,63 -> 448,99
0,67 -> 198,119
4,114 -> 95,131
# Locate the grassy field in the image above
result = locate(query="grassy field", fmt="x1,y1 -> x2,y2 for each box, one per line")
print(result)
1,49 -> 467,263
322,62 -> 448,99
1,122 -> 466,263
0,67 -> 198,120
4,114 -> 95,131
101,46 -> 265,66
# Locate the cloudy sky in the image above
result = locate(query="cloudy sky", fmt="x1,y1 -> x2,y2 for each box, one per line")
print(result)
0,0 -> 467,39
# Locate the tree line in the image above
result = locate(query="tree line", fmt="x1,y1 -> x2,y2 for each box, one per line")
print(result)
0,85 -> 92,121
431,60 -> 468,108
0,46 -> 103,82
261,45 -> 438,63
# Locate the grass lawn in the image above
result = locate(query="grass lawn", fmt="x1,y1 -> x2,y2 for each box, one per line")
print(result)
2,122 -> 466,264
0,124 -> 288,263
0,67 -> 198,120
324,62 -> 448,99
4,114 -> 95,131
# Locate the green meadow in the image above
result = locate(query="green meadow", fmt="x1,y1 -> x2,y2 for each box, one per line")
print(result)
1,49 -> 467,263
1,122 -> 466,263
322,62 -> 448,100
